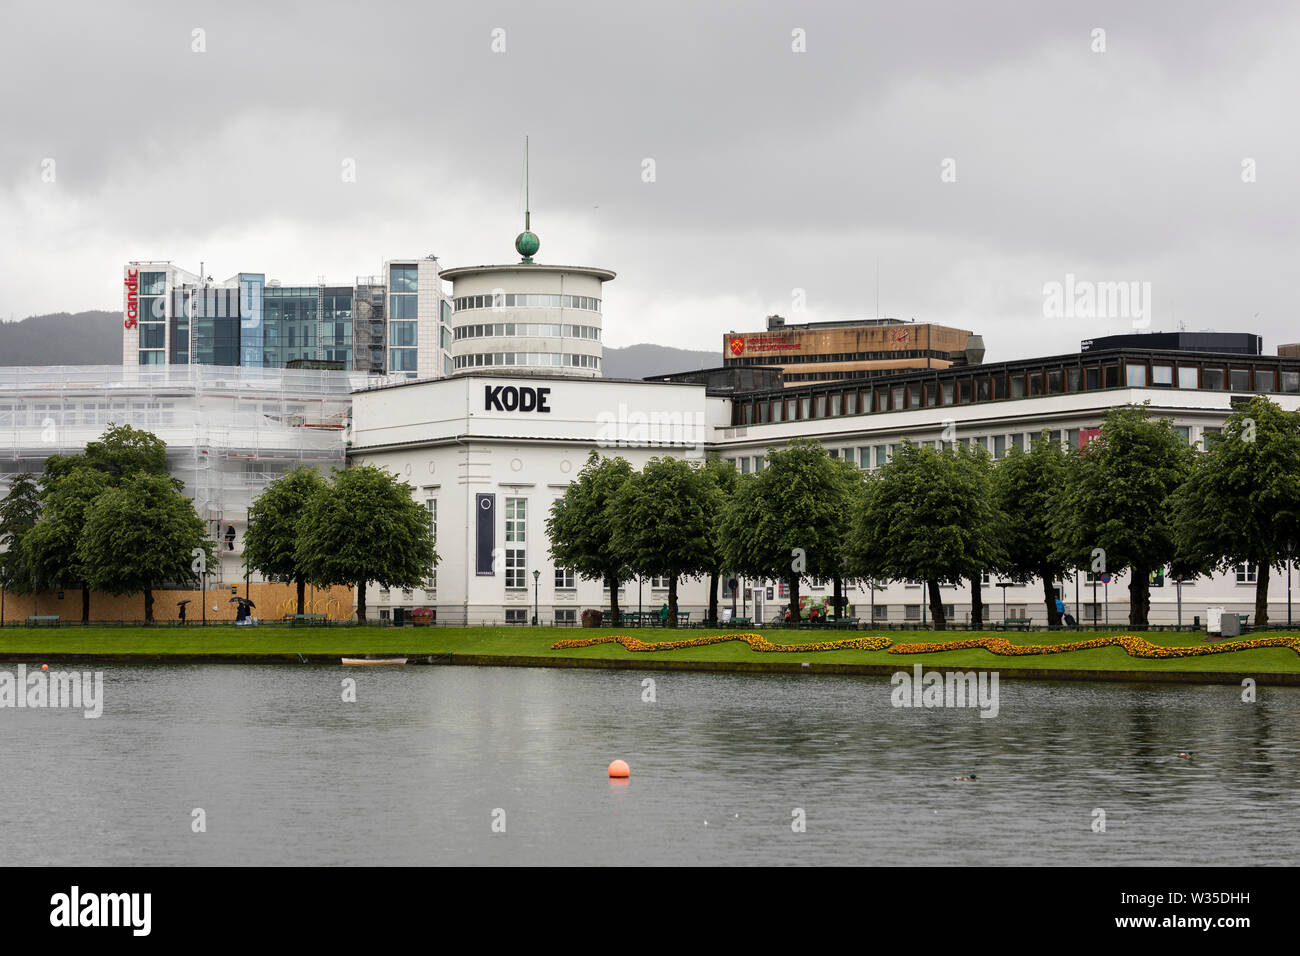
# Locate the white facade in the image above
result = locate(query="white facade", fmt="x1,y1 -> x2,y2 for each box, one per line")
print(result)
349,370 -> 1300,627
350,372 -> 724,624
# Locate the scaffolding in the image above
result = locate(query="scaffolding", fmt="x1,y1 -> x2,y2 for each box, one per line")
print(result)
0,365 -> 357,584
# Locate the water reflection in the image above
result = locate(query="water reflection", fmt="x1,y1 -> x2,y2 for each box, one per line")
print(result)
0,664 -> 1296,865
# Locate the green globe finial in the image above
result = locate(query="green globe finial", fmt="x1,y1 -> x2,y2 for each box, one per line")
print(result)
515,229 -> 539,262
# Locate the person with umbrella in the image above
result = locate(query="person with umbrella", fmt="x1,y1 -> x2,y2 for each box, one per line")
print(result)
229,596 -> 256,625
177,599 -> 190,625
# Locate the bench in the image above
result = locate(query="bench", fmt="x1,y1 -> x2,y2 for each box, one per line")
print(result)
998,617 -> 1033,631
723,617 -> 753,627
283,613 -> 329,626
25,615 -> 60,627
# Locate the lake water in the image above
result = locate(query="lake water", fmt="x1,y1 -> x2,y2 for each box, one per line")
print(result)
2,663 -> 1297,865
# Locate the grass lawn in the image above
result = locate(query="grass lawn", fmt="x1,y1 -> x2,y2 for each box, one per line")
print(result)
1,624 -> 1299,675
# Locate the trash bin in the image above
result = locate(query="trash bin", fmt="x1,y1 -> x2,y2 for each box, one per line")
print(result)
1206,607 -> 1224,635
1220,612 -> 1240,637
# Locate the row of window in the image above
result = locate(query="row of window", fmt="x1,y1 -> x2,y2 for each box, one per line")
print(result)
453,294 -> 601,312
454,352 -> 601,370
735,356 -> 1300,426
454,323 -> 601,341
724,425 -> 1218,473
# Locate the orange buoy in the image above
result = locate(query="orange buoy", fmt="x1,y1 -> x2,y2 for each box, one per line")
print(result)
608,759 -> 630,778
41,664 -> 49,671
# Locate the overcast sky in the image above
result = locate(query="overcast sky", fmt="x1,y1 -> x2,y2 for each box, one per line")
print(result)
2,0 -> 1296,361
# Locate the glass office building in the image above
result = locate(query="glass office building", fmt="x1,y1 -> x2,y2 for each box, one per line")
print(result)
123,259 -> 451,380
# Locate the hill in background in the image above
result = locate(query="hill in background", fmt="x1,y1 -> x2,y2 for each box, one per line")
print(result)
0,312 -> 722,379
0,311 -> 121,365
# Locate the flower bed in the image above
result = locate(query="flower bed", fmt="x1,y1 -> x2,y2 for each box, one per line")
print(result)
551,632 -> 892,653
550,632 -> 1300,659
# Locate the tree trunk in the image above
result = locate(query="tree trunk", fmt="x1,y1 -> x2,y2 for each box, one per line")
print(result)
296,578 -> 306,616
927,579 -> 946,630
356,581 -> 367,623
707,569 -> 719,626
788,572 -> 801,625
667,575 -> 678,628
606,571 -> 620,623
1128,565 -> 1149,627
1255,561 -> 1270,629
833,577 -> 844,620
1042,571 -> 1061,626
144,587 -> 154,623
970,576 -> 983,628
81,584 -> 90,625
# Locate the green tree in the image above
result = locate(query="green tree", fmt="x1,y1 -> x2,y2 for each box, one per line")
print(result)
0,475 -> 43,619
718,439 -> 854,624
1171,396 -> 1300,627
993,432 -> 1073,625
701,457 -> 739,625
76,472 -> 213,623
1051,404 -> 1195,627
44,423 -> 170,485
849,442 -> 1005,630
24,467 -> 110,624
546,451 -> 634,623
295,464 -> 438,623
612,457 -> 715,627
244,466 -> 330,615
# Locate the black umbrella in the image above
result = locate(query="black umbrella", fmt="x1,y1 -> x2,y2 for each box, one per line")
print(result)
228,596 -> 255,607
176,599 -> 191,606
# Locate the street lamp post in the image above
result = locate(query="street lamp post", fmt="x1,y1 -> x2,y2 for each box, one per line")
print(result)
1288,541 -> 1295,628
532,569 -> 540,626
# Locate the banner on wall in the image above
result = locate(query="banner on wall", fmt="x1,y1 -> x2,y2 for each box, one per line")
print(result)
475,493 -> 495,576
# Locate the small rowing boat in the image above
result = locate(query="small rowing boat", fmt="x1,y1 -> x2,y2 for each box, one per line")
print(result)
340,657 -> 408,666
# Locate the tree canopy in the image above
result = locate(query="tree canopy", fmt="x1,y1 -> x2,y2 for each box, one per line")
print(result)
295,464 -> 438,622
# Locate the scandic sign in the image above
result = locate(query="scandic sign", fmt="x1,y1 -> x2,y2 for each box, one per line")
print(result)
123,269 -> 138,329
485,384 -> 552,413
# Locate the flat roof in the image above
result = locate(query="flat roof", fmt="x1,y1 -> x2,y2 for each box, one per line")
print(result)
351,369 -> 705,395
438,263 -> 616,282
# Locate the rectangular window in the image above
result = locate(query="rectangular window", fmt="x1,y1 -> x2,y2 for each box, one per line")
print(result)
1151,365 -> 1173,386
505,608 -> 528,625
859,447 -> 871,469
1177,366 -> 1198,389
1204,367 -> 1226,390
390,264 -> 418,293
1010,375 -> 1025,399
904,605 -> 921,621
1103,364 -> 1120,388
505,498 -> 526,588
1230,368 -> 1251,391
555,567 -> 575,589
1284,371 -> 1300,394
1028,373 -> 1044,396
139,272 -> 167,295
389,348 -> 418,371
1236,562 -> 1257,585
650,576 -> 669,589
554,608 -> 577,626
389,321 -> 417,346
425,498 -> 437,589
1256,370 -> 1275,393
1126,364 -> 1147,387
872,605 -> 888,620
390,294 -> 417,319
993,434 -> 1006,458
